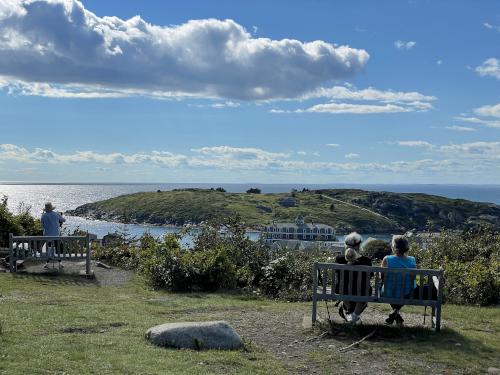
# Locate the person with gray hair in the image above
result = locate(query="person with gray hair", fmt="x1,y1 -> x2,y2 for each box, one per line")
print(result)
41,202 -> 65,269
381,235 -> 417,325
335,232 -> 372,323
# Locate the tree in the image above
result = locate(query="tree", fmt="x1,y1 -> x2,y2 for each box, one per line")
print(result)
215,187 -> 226,192
329,203 -> 335,211
246,188 -> 261,194
362,239 -> 392,261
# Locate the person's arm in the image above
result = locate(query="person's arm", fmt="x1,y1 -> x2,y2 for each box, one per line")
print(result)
58,212 -> 66,224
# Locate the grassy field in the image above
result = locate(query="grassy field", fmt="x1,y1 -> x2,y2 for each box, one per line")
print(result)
67,188 -> 500,233
0,267 -> 499,374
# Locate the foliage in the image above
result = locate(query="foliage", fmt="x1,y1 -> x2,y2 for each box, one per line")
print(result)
0,197 -> 42,247
259,248 -> 333,301
362,239 -> 392,260
409,225 -> 500,305
246,188 -> 261,194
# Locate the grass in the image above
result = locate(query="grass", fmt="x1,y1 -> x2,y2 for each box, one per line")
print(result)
0,270 -> 499,374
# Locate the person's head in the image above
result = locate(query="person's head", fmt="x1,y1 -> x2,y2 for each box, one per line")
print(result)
391,235 -> 409,255
44,202 -> 55,212
345,247 -> 358,264
345,232 -> 363,250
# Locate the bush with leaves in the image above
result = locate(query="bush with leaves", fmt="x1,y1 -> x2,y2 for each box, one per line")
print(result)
362,239 -> 391,261
259,248 -> 334,301
409,225 -> 499,305
0,197 -> 42,247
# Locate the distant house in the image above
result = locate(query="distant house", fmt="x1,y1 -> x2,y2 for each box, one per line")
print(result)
263,215 -> 336,243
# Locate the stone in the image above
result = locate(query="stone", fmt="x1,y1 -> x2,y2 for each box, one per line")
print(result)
488,367 -> 500,374
145,321 -> 243,350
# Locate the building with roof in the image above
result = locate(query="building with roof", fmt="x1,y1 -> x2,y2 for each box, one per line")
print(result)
263,215 -> 336,244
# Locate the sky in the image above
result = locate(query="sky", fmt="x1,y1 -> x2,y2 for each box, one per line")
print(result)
0,0 -> 499,184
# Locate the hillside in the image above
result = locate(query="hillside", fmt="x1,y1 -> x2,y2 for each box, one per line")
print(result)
67,188 -> 500,233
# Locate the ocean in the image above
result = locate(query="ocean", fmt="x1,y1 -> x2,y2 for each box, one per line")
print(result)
1,183 -> 499,242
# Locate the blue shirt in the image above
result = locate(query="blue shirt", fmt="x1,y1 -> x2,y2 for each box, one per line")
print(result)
41,211 -> 65,236
382,255 -> 417,298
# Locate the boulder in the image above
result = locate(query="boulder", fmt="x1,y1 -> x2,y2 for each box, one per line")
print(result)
145,321 -> 243,350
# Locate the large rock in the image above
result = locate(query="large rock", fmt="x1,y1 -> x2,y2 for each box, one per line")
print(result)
145,321 -> 243,350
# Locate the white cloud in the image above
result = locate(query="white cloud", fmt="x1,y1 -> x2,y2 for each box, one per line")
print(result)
445,125 -> 476,132
436,60 -> 443,65
2,143 -> 499,179
454,115 -> 500,129
0,144 -> 187,167
397,141 -> 434,148
297,151 -> 307,156
474,103 -> 500,118
0,0 -> 369,100
475,58 -> 500,80
326,143 -> 340,148
302,86 -> 436,103
270,85 -> 435,114
344,153 -> 360,159
304,102 -> 412,114
484,22 -> 500,32
394,40 -> 416,50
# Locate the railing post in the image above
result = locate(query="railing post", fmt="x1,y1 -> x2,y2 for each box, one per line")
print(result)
9,233 -> 14,273
85,233 -> 91,276
312,261 -> 318,324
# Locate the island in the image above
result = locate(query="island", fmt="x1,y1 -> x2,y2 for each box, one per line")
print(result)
67,188 -> 500,233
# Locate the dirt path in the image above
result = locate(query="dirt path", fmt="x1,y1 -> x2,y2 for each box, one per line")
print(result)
321,194 -> 394,224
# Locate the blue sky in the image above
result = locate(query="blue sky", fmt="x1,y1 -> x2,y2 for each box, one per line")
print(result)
0,0 -> 499,183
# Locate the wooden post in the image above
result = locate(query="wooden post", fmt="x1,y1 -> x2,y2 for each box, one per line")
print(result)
312,262 -> 318,324
85,233 -> 91,276
9,233 -> 14,273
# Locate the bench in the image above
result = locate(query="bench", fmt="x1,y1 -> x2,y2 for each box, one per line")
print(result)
312,262 -> 444,331
9,233 -> 93,277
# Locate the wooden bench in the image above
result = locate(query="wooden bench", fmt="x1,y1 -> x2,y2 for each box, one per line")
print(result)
312,262 -> 444,331
9,234 -> 93,277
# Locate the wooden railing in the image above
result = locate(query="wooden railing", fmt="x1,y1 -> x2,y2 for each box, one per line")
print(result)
9,234 -> 92,276
312,262 -> 444,331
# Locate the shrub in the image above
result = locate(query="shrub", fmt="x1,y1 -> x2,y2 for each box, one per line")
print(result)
362,239 -> 391,261
246,188 -> 261,194
409,225 -> 500,305
0,197 -> 42,247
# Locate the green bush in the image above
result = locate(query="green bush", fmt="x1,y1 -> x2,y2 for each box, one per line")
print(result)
409,225 -> 500,305
259,249 -> 333,301
0,197 -> 42,247
362,239 -> 391,260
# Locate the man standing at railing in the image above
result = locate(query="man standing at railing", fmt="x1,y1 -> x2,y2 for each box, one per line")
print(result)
41,202 -> 65,269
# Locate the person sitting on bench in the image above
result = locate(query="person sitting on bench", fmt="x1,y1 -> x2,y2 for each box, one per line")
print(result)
335,232 -> 372,323
381,235 -> 416,325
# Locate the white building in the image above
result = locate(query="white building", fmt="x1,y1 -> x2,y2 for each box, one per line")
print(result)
263,216 -> 336,243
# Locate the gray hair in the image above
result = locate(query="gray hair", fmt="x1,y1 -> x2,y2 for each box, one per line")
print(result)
392,235 -> 409,254
345,232 -> 363,248
345,247 -> 358,264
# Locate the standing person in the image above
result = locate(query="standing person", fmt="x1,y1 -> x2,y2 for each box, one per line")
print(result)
381,235 -> 417,325
41,202 -> 65,269
335,232 -> 372,323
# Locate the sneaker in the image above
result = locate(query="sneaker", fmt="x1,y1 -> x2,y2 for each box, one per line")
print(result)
43,264 -> 49,269
385,312 -> 397,325
346,313 -> 360,324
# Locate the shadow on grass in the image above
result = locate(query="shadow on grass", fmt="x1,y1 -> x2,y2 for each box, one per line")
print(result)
11,270 -> 99,287
316,321 -> 494,357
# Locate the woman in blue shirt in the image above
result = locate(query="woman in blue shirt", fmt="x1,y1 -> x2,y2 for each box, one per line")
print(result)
381,235 -> 416,325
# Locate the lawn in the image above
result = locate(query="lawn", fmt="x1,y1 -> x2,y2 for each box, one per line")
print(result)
0,267 -> 498,374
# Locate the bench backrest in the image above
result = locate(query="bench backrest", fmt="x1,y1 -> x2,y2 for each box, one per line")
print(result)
9,234 -> 90,259
313,262 -> 443,306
